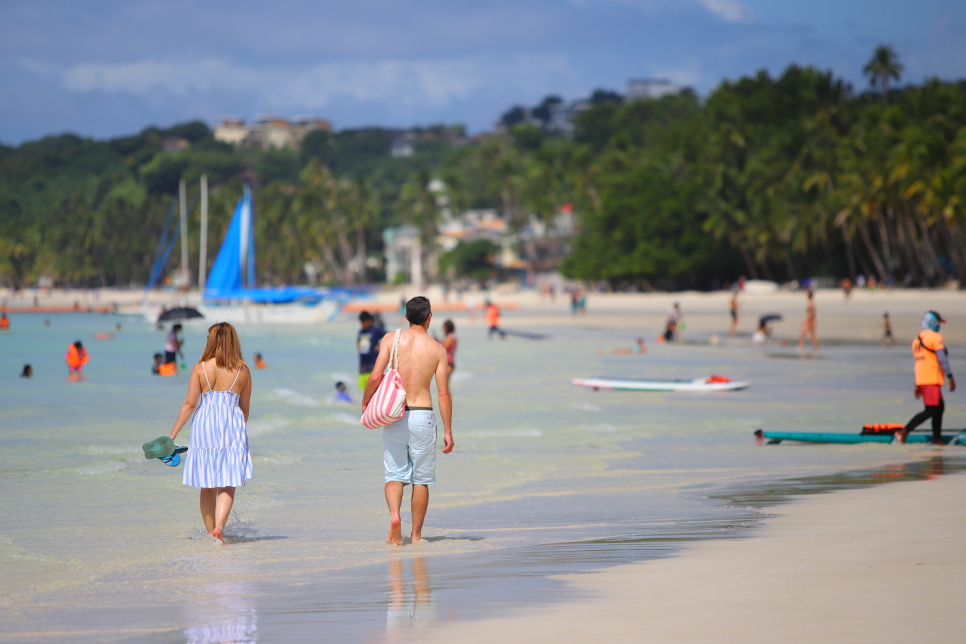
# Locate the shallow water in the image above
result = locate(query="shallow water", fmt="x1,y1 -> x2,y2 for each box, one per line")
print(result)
0,309 -> 962,642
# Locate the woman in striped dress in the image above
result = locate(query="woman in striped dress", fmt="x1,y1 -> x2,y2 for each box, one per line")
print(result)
168,322 -> 253,544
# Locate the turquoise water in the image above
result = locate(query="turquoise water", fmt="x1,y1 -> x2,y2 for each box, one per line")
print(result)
0,309 -> 962,642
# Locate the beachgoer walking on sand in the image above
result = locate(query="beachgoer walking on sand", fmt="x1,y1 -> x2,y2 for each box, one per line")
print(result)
881,312 -> 897,346
164,324 -> 183,365
798,291 -> 819,350
896,311 -> 955,445
729,291 -> 739,336
440,319 -> 458,376
841,278 -> 852,300
358,311 -> 386,391
362,296 -> 454,545
485,301 -> 506,339
168,322 -> 253,544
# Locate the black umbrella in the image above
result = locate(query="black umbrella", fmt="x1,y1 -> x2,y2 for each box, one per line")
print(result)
759,313 -> 783,325
158,307 -> 204,322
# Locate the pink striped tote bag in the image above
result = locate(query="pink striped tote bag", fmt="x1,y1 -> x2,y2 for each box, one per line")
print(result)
360,329 -> 407,429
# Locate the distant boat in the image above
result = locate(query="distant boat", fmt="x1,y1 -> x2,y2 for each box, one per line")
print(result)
199,186 -> 354,324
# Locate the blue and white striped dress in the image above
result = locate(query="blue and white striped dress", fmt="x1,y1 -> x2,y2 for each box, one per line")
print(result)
183,364 -> 253,488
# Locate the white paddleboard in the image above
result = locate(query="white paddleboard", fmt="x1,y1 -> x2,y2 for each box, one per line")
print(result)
571,377 -> 751,392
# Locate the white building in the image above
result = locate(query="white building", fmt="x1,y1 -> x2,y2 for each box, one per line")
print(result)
626,78 -> 677,100
213,116 -> 331,150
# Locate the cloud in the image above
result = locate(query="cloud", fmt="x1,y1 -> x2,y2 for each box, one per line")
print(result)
56,54 -> 577,110
696,0 -> 753,23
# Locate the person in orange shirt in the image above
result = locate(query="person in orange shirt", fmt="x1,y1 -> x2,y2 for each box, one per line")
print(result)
484,301 -> 506,339
897,311 -> 956,445
0,313 -> 10,330
65,341 -> 89,375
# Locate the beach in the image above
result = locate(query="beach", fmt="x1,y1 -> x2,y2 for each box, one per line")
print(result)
0,286 -> 963,642
386,468 -> 966,644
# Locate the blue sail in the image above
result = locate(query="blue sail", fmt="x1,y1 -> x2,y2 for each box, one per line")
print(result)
204,185 -> 333,304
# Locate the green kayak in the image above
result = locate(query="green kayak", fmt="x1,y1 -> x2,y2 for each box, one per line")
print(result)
755,429 -> 966,445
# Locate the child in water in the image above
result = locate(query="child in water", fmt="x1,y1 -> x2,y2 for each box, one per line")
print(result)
20,364 -> 32,378
254,353 -> 267,369
334,381 -> 352,403
168,322 -> 253,544
65,341 -> 89,375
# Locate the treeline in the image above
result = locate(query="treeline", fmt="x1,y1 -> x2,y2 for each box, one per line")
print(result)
2,47 -> 965,290
437,48 -> 966,289
0,122 -> 460,287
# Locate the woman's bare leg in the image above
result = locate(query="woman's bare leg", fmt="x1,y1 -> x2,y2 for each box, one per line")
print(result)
200,488 -> 217,534
211,487 -> 236,544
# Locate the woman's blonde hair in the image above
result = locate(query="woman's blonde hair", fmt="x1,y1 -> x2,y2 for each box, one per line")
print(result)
199,322 -> 245,370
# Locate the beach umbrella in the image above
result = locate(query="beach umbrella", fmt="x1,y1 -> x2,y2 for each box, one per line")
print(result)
758,314 -> 783,325
158,307 -> 204,322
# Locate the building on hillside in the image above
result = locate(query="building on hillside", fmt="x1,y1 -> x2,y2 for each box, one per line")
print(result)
626,78 -> 677,100
548,99 -> 590,135
213,116 -> 331,150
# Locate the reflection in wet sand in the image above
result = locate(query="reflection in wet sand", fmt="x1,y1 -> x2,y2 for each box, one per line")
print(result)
184,580 -> 258,644
385,558 -> 437,639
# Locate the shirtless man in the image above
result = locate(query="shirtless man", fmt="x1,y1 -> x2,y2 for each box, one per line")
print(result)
363,296 -> 454,545
798,290 -> 819,351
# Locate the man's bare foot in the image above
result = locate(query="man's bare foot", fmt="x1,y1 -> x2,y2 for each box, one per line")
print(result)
895,430 -> 908,444
212,527 -> 225,545
387,516 -> 403,545
411,532 -> 422,543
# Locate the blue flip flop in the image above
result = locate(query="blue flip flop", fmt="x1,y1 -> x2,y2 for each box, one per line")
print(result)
158,446 -> 188,467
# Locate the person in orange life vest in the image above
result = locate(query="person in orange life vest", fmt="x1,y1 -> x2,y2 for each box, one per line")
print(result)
65,341 -> 89,375
897,311 -> 956,445
0,313 -> 10,330
484,301 -> 505,339
253,353 -> 267,369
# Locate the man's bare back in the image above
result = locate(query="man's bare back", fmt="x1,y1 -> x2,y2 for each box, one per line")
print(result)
361,298 -> 453,545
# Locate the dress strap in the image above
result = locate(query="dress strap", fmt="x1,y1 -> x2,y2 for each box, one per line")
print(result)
228,366 -> 243,393
201,362 -> 213,392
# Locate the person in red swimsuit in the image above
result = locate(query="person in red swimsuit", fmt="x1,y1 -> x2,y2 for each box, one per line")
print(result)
897,311 -> 956,445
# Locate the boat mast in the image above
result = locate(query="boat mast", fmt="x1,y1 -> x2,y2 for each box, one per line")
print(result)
179,178 -> 189,289
198,174 -> 208,293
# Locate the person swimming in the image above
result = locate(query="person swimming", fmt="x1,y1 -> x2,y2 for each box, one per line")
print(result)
254,353 -> 267,369
334,381 -> 352,403
20,364 -> 32,378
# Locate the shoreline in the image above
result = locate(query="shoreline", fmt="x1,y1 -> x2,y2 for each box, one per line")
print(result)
383,461 -> 966,644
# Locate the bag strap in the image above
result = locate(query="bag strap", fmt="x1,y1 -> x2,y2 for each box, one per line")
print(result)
389,329 -> 402,371
917,333 -> 936,354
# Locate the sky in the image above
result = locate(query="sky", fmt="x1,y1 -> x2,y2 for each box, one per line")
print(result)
1,0 -> 964,145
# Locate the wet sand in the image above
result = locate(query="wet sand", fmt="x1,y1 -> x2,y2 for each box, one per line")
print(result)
391,470 -> 966,644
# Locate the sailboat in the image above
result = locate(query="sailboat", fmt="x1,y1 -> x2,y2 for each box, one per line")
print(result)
198,186 -> 351,324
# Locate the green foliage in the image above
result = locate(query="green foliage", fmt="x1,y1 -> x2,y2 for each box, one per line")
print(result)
438,239 -> 499,283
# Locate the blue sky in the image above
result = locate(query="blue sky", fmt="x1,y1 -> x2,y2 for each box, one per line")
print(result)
1,0 -> 964,144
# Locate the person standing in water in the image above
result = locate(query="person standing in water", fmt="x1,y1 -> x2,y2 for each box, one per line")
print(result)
168,322 -> 253,544
440,319 -> 457,376
65,341 -> 89,375
881,312 -> 897,346
798,291 -> 819,351
729,291 -> 739,337
357,311 -> 386,391
896,311 -> 955,445
164,324 -> 183,366
362,296 -> 454,545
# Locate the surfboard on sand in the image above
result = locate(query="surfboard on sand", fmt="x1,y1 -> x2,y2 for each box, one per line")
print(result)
571,376 -> 751,392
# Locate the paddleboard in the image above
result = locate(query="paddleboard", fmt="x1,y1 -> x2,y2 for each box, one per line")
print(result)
755,429 -> 966,445
572,377 -> 751,392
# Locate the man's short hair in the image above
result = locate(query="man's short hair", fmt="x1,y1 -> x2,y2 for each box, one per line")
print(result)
406,296 -> 432,325
359,311 -> 373,323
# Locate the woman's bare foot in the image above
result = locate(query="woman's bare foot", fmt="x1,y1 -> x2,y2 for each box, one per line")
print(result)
387,516 -> 403,545
212,527 -> 225,545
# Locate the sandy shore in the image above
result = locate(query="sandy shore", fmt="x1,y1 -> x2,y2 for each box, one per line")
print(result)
386,469 -> 966,644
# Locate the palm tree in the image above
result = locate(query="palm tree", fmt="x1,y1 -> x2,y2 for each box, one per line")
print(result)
863,45 -> 903,103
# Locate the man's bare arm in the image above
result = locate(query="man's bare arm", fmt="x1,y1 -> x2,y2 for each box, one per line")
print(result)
435,345 -> 454,454
361,334 -> 393,410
